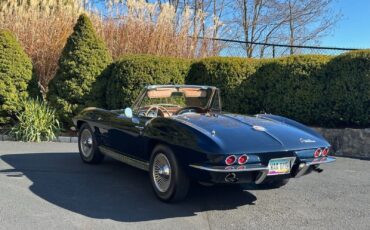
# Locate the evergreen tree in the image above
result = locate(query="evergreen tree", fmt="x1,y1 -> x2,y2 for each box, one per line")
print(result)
0,29 -> 33,124
48,13 -> 112,126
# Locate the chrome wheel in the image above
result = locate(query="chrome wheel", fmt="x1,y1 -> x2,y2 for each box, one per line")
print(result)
80,129 -> 93,158
152,153 -> 172,193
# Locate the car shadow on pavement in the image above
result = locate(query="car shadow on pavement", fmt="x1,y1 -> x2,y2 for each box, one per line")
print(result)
0,152 -> 256,222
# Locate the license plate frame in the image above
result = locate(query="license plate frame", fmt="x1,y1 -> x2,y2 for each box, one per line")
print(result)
267,157 -> 296,176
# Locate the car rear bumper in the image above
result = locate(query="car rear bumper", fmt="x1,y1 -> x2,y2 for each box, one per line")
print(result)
294,156 -> 336,178
188,156 -> 336,184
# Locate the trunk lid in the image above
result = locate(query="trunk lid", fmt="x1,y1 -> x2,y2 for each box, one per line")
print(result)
173,113 -> 327,154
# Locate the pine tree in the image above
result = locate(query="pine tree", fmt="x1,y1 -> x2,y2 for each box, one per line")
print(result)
48,13 -> 112,126
0,29 -> 33,124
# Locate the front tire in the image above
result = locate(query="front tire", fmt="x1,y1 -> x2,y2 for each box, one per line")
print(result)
78,123 -> 104,164
149,145 -> 190,202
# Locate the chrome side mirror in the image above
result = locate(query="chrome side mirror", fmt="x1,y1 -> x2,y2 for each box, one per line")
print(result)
124,107 -> 133,118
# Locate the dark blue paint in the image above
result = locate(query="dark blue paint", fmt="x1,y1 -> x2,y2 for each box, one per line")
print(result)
72,87 -> 331,183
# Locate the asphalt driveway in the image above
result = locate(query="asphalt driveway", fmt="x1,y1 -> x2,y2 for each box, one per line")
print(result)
0,142 -> 369,230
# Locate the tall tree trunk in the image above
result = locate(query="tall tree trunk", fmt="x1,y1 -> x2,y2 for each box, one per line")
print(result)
242,0 -> 251,57
289,0 -> 295,55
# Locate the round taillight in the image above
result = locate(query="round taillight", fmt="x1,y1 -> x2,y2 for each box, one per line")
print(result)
225,155 -> 237,165
322,148 -> 329,156
314,148 -> 322,158
238,155 -> 249,165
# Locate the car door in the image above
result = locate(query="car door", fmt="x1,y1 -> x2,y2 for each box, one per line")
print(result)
106,112 -> 148,159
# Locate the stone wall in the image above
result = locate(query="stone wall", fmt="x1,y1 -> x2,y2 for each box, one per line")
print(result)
314,127 -> 370,158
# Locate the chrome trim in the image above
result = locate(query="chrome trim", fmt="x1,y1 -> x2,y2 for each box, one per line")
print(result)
238,154 -> 249,165
99,146 -> 149,171
135,125 -> 144,131
225,155 -> 237,165
189,164 -> 268,173
80,129 -> 93,158
146,85 -> 217,90
152,153 -> 172,192
255,170 -> 269,184
305,156 -> 336,166
132,88 -> 148,112
294,164 -> 310,178
294,156 -> 336,178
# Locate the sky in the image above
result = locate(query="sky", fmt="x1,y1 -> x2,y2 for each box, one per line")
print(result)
93,0 -> 369,49
321,0 -> 370,48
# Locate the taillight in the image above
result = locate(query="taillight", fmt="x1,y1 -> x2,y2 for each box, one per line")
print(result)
238,154 -> 249,164
225,155 -> 237,165
314,148 -> 322,158
322,148 -> 329,156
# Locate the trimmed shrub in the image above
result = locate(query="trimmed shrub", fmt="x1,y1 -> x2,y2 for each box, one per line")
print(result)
0,29 -> 33,124
105,55 -> 191,109
186,57 -> 259,113
243,55 -> 331,125
323,50 -> 370,127
47,14 -> 112,125
89,63 -> 115,108
9,98 -> 60,142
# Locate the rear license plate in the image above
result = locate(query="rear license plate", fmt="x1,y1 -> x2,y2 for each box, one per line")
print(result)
267,158 -> 295,176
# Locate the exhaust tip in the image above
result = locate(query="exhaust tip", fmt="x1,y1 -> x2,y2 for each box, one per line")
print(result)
225,173 -> 238,183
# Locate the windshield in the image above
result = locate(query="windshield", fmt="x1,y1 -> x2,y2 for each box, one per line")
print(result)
133,86 -> 220,117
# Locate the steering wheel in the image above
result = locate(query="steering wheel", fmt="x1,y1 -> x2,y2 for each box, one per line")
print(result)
144,105 -> 171,117
175,106 -> 206,115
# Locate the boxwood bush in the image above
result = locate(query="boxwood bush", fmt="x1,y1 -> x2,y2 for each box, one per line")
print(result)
243,55 -> 331,125
322,50 -> 370,127
47,14 -> 112,125
186,57 -> 259,113
105,55 -> 191,109
0,29 -> 33,124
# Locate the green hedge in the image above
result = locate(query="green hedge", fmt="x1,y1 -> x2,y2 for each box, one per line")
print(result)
0,29 -> 33,124
243,55 -> 331,125
47,14 -> 112,126
105,55 -> 191,109
186,57 -> 259,113
102,53 -> 369,127
322,50 -> 370,127
44,39 -> 369,128
186,53 -> 370,127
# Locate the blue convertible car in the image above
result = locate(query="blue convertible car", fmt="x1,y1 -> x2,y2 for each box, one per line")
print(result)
73,85 -> 336,202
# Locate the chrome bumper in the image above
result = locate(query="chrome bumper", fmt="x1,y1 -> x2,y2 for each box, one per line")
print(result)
189,156 -> 336,184
294,156 -> 336,178
189,164 -> 268,173
189,164 -> 269,184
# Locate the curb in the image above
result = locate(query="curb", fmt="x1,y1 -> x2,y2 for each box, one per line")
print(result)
0,134 -> 78,143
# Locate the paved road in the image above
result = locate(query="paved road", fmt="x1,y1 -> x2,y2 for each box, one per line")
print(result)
0,142 -> 369,230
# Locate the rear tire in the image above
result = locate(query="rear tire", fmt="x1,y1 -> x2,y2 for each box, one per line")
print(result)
149,145 -> 190,202
78,123 -> 104,164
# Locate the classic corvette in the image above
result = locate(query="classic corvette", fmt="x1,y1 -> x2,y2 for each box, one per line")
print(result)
73,85 -> 336,202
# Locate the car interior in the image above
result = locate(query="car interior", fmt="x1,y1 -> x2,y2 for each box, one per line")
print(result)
135,87 -> 214,118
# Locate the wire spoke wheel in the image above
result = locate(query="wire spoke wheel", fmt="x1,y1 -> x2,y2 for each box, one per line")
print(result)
152,153 -> 172,193
80,128 -> 93,157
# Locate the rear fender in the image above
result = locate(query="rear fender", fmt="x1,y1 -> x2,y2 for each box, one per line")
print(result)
143,118 -> 223,165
